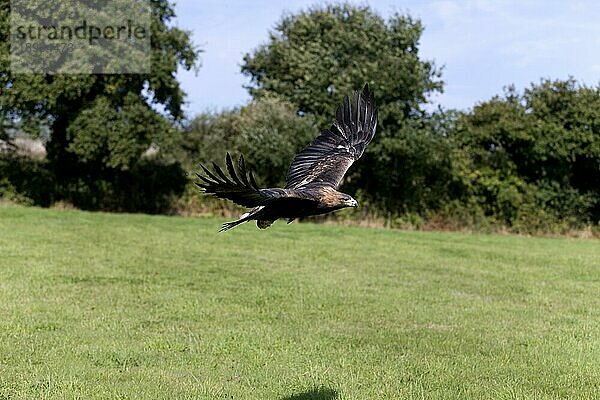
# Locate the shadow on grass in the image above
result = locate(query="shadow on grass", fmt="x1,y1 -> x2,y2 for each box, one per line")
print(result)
281,387 -> 338,400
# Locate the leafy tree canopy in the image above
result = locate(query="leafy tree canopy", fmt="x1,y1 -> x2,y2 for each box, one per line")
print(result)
241,2 -> 443,134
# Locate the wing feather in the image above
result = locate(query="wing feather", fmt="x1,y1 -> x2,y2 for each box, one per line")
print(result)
225,153 -> 241,185
285,84 -> 378,189
197,153 -> 282,208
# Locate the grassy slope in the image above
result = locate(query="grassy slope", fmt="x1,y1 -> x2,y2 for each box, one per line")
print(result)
0,205 -> 599,399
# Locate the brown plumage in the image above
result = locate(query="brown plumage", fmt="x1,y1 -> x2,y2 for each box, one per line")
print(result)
196,84 -> 378,232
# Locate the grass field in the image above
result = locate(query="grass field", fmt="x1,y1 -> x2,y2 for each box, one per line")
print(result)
0,204 -> 599,399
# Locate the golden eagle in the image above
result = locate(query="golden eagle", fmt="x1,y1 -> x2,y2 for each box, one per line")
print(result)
197,84 -> 378,231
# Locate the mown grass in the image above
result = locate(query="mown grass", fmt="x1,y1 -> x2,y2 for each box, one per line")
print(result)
0,204 -> 599,399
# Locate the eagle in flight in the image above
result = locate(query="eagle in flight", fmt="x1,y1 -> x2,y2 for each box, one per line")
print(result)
196,84 -> 378,232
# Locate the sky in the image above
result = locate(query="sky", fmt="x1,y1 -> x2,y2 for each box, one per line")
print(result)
173,0 -> 600,117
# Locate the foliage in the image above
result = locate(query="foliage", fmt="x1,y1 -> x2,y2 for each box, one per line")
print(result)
183,95 -> 317,187
0,153 -> 55,206
0,0 -> 199,210
455,79 -> 600,226
56,158 -> 188,213
242,2 -> 442,131
358,110 -> 467,214
65,94 -> 176,171
0,150 -> 186,212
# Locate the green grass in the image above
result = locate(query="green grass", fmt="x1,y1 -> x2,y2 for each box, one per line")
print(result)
0,204 -> 599,399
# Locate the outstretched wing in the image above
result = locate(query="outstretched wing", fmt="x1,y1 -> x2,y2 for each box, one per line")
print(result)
285,84 -> 378,189
196,153 -> 284,208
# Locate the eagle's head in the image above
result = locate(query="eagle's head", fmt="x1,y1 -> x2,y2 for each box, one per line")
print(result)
318,186 -> 359,210
340,194 -> 358,208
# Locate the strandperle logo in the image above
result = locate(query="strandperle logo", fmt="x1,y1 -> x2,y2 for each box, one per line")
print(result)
10,0 -> 151,74
14,19 -> 148,45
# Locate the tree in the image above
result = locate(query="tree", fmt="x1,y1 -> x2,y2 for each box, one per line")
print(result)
0,0 -> 199,209
455,79 -> 600,225
241,3 -> 443,213
242,3 -> 442,132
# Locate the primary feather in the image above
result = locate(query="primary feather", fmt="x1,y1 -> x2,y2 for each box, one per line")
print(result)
285,84 -> 378,189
